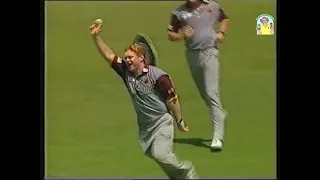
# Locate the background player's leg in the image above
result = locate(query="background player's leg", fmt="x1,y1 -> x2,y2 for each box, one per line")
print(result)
185,50 -> 208,102
200,48 -> 227,149
186,49 -> 227,150
145,123 -> 198,179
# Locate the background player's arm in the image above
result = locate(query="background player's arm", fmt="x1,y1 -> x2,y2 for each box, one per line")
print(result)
217,7 -> 230,34
92,34 -> 117,65
167,14 -> 185,42
157,75 -> 182,122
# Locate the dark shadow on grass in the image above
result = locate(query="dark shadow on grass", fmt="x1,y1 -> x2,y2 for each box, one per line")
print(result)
174,138 -> 212,149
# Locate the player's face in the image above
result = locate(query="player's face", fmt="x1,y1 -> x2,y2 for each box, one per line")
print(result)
124,50 -> 144,73
262,19 -> 268,24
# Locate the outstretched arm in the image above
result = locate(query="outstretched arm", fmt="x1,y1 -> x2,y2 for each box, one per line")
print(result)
92,35 -> 116,65
90,22 -> 116,65
89,20 -> 127,79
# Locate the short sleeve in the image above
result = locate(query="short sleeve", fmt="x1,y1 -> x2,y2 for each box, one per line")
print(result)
168,12 -> 183,33
156,75 -> 178,102
111,56 -> 128,80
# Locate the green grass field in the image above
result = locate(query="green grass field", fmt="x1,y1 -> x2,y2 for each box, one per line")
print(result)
46,1 -> 276,178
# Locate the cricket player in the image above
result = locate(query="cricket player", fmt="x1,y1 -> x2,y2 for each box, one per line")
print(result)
89,20 -> 198,179
167,0 -> 230,151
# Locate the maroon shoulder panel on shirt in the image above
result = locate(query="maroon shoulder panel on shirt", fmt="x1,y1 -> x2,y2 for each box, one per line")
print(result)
168,14 -> 183,33
111,56 -> 128,80
156,75 -> 177,101
218,8 -> 229,22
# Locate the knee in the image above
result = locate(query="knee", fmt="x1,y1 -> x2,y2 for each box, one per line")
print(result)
205,91 -> 221,107
151,150 -> 172,164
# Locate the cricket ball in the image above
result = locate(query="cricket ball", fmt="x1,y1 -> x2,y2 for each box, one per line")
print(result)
95,19 -> 103,24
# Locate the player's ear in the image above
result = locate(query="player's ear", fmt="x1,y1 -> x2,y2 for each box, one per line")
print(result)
138,55 -> 145,62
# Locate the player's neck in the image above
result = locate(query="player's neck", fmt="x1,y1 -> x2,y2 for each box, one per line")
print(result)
135,64 -> 147,76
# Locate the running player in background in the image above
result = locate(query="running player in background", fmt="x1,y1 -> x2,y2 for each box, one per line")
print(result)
167,0 -> 230,151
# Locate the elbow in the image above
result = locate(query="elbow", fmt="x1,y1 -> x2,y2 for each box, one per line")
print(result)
167,33 -> 174,41
167,32 -> 182,42
168,30 -> 178,41
221,17 -> 230,23
105,53 -> 113,61
105,53 -> 116,63
167,95 -> 179,105
166,100 -> 175,111
168,35 -> 174,41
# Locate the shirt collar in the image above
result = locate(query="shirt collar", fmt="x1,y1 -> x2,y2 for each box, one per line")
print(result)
142,65 -> 149,73
131,65 -> 149,78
